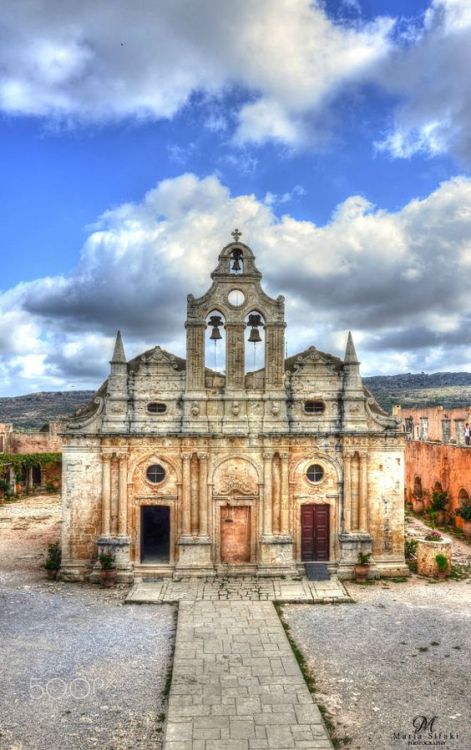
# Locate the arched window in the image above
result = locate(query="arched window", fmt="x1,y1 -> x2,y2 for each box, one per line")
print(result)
413,476 -> 423,499
205,309 -> 226,373
458,488 -> 469,505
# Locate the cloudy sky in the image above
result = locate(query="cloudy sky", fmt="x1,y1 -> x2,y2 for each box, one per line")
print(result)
1,0 -> 471,396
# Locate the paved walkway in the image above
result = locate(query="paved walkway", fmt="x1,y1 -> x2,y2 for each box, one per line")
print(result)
126,576 -> 350,604
164,600 -> 333,750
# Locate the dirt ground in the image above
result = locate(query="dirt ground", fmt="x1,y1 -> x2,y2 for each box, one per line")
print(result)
0,494 -> 175,750
284,521 -> 471,750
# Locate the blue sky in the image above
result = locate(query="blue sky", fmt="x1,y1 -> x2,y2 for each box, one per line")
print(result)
1,0 -> 471,395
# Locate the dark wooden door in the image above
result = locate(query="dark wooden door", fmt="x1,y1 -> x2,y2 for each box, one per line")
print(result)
220,506 -> 251,563
301,504 -> 330,561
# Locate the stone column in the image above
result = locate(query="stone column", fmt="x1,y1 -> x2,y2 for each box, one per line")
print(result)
343,454 -> 351,532
280,453 -> 290,535
359,452 -> 368,532
225,323 -> 245,389
118,455 -> 128,536
101,455 -> 112,537
185,322 -> 206,390
263,452 -> 273,536
264,323 -> 285,389
198,453 -> 209,537
181,453 -> 191,536
26,465 -> 34,493
190,454 -> 198,535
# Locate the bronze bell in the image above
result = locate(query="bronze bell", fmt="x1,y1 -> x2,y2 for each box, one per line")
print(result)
210,325 -> 222,340
248,327 -> 262,343
231,249 -> 243,272
208,314 -> 223,340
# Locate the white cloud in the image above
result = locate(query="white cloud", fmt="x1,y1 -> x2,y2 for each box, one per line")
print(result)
376,0 -> 471,164
1,172 -> 471,394
0,0 -> 394,148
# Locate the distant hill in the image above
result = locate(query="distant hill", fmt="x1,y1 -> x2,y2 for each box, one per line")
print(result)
1,372 -> 471,429
364,372 -> 471,412
0,391 -> 94,430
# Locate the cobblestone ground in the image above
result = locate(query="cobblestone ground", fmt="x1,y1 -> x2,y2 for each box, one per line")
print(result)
283,577 -> 471,750
0,495 -> 176,750
164,600 -> 333,750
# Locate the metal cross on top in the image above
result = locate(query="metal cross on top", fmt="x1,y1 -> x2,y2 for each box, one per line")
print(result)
231,228 -> 242,243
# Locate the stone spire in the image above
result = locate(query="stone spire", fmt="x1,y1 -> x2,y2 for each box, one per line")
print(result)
344,331 -> 359,365
110,330 -> 126,364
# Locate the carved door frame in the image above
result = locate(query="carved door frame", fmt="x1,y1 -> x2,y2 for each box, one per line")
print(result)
132,495 -> 177,565
213,495 -> 258,564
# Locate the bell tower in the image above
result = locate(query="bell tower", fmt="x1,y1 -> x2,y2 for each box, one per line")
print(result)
184,231 -> 287,432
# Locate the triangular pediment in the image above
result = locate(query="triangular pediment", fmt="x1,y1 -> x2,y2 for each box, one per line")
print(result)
143,347 -> 180,370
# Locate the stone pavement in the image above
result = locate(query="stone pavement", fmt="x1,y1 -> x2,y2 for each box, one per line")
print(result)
164,600 -> 333,750
125,576 -> 350,604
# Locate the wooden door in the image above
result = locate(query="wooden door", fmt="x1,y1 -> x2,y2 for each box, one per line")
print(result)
301,504 -> 330,561
220,506 -> 251,563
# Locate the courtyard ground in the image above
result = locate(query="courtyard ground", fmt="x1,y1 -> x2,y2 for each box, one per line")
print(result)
0,494 -> 175,750
1,494 -> 470,750
283,517 -> 471,750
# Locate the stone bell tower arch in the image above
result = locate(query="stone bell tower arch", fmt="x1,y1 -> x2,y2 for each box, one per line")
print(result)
185,230 -> 286,396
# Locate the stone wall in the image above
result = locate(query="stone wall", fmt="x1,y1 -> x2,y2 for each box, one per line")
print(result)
393,405 -> 471,443
405,440 -> 471,514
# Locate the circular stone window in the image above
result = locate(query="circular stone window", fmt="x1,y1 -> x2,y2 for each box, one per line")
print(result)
146,464 -> 166,484
227,289 -> 245,307
147,402 -> 167,414
304,401 -> 325,415
306,464 -> 324,484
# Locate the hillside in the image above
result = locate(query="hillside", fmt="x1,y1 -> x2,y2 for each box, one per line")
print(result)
363,372 -> 471,412
1,372 -> 471,429
0,391 -> 94,430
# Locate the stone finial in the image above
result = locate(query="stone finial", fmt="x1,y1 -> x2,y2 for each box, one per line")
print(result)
231,228 -> 242,242
111,330 -> 126,364
344,331 -> 359,365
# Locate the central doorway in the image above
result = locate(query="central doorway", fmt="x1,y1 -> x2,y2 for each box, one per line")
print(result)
220,505 -> 251,563
301,504 -> 330,561
141,505 -> 170,563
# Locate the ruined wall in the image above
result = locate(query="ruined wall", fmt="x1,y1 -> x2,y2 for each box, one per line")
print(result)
405,440 -> 471,513
0,421 -> 63,453
393,405 -> 471,443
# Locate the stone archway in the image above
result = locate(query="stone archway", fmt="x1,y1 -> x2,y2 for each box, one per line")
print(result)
212,457 -> 259,565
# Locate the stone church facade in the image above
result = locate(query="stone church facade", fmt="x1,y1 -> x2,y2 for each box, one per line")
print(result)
60,235 -> 408,581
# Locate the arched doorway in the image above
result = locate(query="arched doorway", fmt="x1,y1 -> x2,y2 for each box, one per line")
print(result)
212,458 -> 259,565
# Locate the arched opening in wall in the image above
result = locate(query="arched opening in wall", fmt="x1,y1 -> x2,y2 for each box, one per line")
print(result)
434,481 -> 443,493
244,310 -> 265,379
230,247 -> 244,274
458,488 -> 469,506
413,476 -> 423,499
205,309 -> 226,373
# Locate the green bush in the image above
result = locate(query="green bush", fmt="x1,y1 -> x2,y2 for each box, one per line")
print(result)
98,549 -> 116,570
431,491 -> 448,512
405,539 -> 418,559
458,502 -> 471,521
45,541 -> 61,570
435,553 -> 449,573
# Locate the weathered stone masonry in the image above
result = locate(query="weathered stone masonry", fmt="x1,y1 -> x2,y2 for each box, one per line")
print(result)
60,236 -> 408,581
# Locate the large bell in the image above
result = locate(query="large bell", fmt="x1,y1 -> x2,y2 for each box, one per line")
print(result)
248,327 -> 262,343
231,249 -> 243,272
208,314 -> 223,340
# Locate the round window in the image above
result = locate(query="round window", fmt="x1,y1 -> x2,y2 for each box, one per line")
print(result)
304,401 -> 325,415
227,289 -> 245,307
306,464 -> 324,483
146,464 -> 166,484
147,402 -> 167,414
